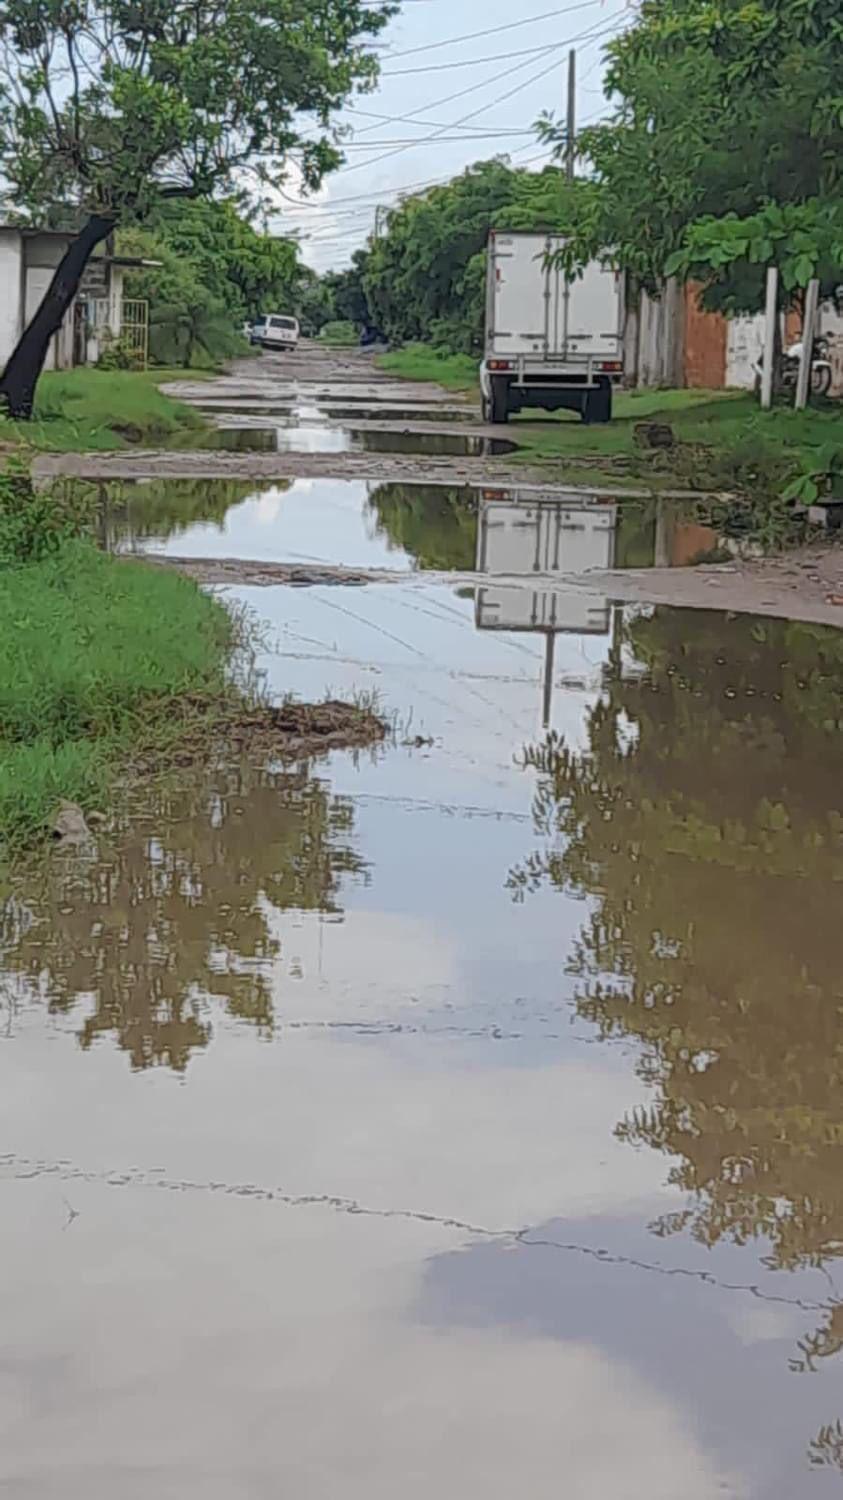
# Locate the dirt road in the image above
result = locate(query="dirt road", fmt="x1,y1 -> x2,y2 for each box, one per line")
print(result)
37,342 -> 843,629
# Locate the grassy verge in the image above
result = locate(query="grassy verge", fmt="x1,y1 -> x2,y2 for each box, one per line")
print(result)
0,367 -> 212,452
317,320 -> 359,347
379,344 -> 843,543
378,344 -> 478,392
508,388 -> 843,482
0,540 -> 235,857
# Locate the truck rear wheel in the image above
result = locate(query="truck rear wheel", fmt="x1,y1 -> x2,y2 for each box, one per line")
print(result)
583,380 -> 612,425
489,376 -> 510,425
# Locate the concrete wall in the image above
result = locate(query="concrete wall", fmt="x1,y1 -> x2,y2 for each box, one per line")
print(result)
726,314 -> 765,389
625,279 -> 684,387
0,232 -> 23,370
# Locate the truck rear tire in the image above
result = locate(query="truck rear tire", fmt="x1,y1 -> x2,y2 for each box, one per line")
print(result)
489,376 -> 510,425
583,381 -> 612,424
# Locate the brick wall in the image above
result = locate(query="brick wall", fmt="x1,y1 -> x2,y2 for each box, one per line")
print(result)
683,282 -> 727,387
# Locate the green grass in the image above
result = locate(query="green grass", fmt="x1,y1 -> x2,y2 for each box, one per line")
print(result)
317,320 -> 359,347
377,344 -> 843,495
0,367 -> 211,452
0,541 -> 233,855
378,343 -> 479,392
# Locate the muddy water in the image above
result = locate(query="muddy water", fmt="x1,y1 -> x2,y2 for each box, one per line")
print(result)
195,425 -> 516,458
3,586 -> 843,1497
101,478 -> 721,575
6,349 -> 843,1494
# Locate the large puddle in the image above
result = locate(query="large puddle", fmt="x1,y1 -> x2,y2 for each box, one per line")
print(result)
3,591 -> 843,1496
100,477 -> 724,574
7,352 -> 843,1494
194,424 -> 515,458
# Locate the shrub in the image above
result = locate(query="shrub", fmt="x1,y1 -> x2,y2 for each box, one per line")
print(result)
0,462 -> 97,566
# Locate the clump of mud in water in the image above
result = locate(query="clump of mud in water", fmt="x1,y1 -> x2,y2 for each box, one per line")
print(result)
128,696 -> 387,777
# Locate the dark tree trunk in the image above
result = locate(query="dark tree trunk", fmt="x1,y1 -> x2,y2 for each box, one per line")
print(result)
0,213 -> 115,420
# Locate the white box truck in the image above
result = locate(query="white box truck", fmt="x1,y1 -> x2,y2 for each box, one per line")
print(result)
480,231 -> 624,425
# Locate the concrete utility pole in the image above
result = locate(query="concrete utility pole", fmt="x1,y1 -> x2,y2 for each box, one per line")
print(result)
794,277 -> 820,411
566,49 -> 576,182
760,265 -> 778,410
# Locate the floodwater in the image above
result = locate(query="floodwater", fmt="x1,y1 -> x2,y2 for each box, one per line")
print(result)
101,477 -> 722,574
195,424 -> 516,458
5,358 -> 843,1496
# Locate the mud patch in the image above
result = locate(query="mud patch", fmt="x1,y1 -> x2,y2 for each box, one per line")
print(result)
127,695 -> 387,777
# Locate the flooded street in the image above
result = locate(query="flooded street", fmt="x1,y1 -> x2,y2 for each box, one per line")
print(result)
4,347 -> 843,1497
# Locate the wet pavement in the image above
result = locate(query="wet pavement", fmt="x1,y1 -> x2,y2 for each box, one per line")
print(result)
4,345 -> 843,1497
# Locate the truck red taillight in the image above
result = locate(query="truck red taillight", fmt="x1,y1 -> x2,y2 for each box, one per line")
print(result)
488,359 -> 514,371
597,360 -> 622,372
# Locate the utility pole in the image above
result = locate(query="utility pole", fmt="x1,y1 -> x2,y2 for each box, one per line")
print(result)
565,48 -> 576,182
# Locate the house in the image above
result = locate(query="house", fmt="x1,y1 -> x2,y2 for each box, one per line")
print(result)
0,223 -> 157,373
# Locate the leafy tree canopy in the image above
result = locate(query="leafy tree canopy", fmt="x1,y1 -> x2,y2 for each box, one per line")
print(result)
362,159 -> 583,355
539,0 -> 843,310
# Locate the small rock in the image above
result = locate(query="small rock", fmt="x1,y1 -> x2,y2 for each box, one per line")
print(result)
634,421 -> 676,450
51,801 -> 93,845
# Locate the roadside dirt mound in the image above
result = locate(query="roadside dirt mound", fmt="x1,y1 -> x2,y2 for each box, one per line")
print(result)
225,700 -> 387,756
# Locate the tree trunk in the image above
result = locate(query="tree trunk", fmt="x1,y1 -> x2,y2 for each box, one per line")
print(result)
0,213 -> 115,420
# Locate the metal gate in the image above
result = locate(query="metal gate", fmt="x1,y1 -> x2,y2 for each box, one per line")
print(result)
120,299 -> 149,367
89,297 -> 150,368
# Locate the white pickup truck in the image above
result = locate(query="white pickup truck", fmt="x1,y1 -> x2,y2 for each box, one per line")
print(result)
480,231 -> 624,425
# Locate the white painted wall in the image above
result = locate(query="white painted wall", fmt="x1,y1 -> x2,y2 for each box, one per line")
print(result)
726,313 -> 765,389
0,233 -> 23,369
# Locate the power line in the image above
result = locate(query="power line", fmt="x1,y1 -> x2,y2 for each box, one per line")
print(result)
382,40 -> 569,76
336,14 -> 621,177
383,2 -> 606,58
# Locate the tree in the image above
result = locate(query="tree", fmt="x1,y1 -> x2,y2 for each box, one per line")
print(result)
118,200 -> 306,365
538,0 -> 843,311
0,0 -> 395,416
362,160 -> 580,355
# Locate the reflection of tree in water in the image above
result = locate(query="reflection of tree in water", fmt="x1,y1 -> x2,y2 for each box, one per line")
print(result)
510,607 -> 843,1403
1,763 -> 367,1072
96,477 -> 280,549
367,482 -> 477,570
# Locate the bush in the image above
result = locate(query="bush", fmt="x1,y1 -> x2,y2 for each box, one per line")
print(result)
317,320 -> 358,346
0,461 -> 96,565
97,332 -> 146,371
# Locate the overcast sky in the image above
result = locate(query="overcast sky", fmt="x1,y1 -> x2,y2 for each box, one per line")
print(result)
276,0 -> 631,274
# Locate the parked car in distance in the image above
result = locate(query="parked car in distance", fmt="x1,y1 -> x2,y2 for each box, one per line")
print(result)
252,314 -> 300,351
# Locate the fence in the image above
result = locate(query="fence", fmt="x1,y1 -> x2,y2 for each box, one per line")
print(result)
88,297 -> 150,368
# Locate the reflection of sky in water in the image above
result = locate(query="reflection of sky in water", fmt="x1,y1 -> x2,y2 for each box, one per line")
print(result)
143,479 -> 416,571
4,574 -> 843,1497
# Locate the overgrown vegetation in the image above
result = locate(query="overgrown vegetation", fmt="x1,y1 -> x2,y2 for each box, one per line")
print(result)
0,476 -> 234,856
0,465 -> 387,863
118,200 -> 309,367
0,369 -> 208,451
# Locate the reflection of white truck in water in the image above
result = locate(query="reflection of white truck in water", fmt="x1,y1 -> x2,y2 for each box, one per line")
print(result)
475,493 -> 619,723
480,231 -> 624,425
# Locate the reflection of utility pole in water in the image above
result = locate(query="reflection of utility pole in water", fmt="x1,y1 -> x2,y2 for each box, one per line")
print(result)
542,633 -> 556,729
474,490 -> 617,725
